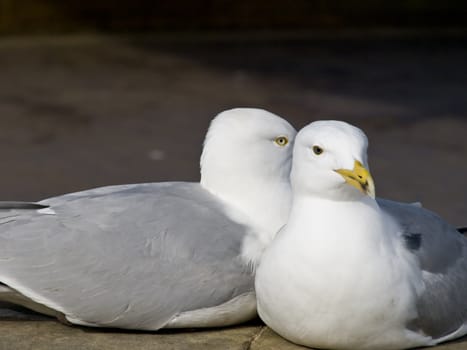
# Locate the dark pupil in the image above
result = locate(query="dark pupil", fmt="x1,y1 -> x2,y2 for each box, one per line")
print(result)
314,146 -> 322,154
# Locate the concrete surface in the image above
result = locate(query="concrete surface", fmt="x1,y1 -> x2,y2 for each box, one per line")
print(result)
0,33 -> 466,349
0,317 -> 309,350
0,316 -> 262,350
0,308 -> 309,349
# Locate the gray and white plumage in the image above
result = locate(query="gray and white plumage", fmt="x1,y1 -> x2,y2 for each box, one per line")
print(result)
0,183 -> 254,329
378,198 -> 467,342
0,108 -> 296,330
256,120 -> 467,350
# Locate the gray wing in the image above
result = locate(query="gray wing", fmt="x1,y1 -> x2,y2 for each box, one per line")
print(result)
0,182 -> 254,330
378,198 -> 467,339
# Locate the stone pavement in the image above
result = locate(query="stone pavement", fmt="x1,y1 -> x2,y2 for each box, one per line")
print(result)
0,309 -> 306,350
0,310 -> 466,349
0,32 -> 467,349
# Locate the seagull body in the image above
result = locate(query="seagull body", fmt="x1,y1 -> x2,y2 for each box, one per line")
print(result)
256,121 -> 467,349
0,108 -> 296,330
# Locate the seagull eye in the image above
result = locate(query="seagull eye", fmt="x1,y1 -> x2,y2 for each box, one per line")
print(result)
312,145 -> 324,155
274,136 -> 289,147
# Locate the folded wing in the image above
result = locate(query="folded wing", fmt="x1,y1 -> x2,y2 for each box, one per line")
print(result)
0,182 -> 254,330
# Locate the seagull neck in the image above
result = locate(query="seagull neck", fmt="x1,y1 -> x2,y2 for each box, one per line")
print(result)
201,176 -> 292,235
287,194 -> 385,242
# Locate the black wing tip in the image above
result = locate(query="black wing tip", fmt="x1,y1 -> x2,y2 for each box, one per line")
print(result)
0,202 -> 49,210
457,227 -> 467,234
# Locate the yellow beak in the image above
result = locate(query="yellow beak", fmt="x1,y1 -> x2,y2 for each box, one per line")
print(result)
334,160 -> 375,198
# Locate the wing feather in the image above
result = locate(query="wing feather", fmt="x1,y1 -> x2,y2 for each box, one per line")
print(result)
0,182 -> 254,330
378,198 -> 467,339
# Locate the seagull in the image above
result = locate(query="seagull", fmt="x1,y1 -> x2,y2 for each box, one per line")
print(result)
255,120 -> 467,350
0,108 -> 296,330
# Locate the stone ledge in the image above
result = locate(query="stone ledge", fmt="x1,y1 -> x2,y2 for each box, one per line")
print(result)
1,313 -> 466,350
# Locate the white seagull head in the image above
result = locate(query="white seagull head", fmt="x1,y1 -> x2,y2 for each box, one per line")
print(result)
199,108 -> 297,257
291,120 -> 375,201
200,108 -> 296,193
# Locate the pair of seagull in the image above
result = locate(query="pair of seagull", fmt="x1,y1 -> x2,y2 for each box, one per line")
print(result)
0,108 -> 466,349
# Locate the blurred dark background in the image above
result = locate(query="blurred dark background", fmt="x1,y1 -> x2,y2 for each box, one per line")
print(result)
1,1 -> 467,33
0,1 -> 466,224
